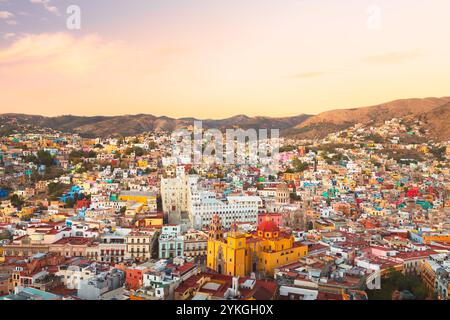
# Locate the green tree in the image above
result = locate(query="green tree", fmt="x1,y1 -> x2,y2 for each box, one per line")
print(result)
148,141 -> 157,150
37,150 -> 54,166
65,197 -> 75,208
292,157 -> 309,172
48,182 -> 67,200
125,147 -> 145,157
10,194 -> 24,208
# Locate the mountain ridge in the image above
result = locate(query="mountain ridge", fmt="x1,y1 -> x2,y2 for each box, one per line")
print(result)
2,96 -> 450,140
0,113 -> 312,138
289,96 -> 450,140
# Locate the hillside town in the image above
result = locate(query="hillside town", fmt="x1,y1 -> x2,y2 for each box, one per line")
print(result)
0,118 -> 450,301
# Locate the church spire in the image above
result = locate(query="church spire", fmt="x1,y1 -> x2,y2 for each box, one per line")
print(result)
209,213 -> 224,240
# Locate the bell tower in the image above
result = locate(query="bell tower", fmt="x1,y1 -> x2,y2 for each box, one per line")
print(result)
209,214 -> 224,240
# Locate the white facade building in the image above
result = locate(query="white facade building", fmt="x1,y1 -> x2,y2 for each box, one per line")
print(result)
189,192 -> 260,229
160,167 -> 198,215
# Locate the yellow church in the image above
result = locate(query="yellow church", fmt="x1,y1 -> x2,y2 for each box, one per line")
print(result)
207,214 -> 308,277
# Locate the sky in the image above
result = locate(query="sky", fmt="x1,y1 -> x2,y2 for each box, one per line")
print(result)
1,0 -> 450,118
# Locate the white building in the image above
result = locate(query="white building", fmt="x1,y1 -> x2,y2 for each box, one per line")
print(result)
160,167 -> 197,215
56,263 -> 96,290
189,191 -> 260,229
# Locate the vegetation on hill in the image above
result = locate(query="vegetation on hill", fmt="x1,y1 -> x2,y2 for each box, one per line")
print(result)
367,268 -> 430,300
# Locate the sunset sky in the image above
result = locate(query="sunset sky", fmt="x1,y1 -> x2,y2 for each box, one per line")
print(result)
1,0 -> 450,118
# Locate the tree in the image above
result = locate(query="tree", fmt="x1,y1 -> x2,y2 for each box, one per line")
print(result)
10,194 -> 24,208
24,154 -> 38,164
65,197 -> 75,208
188,168 -> 198,175
148,141 -> 157,150
292,157 -> 309,172
36,150 -> 54,166
290,193 -> 301,201
365,134 -> 384,144
87,150 -> 97,158
430,146 -> 446,161
125,147 -> 145,157
48,182 -> 67,200
367,268 -> 430,300
279,145 -> 296,153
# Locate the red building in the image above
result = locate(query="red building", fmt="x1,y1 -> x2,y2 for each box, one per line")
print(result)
76,199 -> 91,210
124,266 -> 149,291
258,213 -> 282,227
406,188 -> 419,198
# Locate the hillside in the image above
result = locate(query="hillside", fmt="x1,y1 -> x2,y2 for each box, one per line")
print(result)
417,102 -> 450,141
290,97 -> 450,139
2,96 -> 450,140
0,114 -> 311,138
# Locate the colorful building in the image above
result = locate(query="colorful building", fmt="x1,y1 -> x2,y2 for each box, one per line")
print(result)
257,213 -> 282,228
124,266 -> 149,291
135,213 -> 164,229
423,233 -> 450,244
207,214 -> 308,277
119,191 -> 157,205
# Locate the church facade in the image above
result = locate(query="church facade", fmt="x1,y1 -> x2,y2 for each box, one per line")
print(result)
206,214 -> 308,277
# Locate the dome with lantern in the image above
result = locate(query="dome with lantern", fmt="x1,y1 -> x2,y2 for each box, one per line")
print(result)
257,219 -> 280,238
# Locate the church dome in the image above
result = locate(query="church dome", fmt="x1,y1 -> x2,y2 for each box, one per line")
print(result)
257,220 -> 280,233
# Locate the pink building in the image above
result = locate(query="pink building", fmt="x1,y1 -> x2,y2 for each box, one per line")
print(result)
258,213 -> 282,227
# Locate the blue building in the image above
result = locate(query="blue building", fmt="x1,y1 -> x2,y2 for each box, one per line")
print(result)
0,189 -> 9,198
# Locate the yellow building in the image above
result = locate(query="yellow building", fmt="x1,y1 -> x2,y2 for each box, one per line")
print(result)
207,215 -> 308,277
137,160 -> 148,168
135,213 -> 164,228
420,260 -> 436,293
118,191 -> 156,205
17,207 -> 36,220
423,234 -> 450,244
104,144 -> 118,154
419,145 -> 429,153
282,172 -> 302,181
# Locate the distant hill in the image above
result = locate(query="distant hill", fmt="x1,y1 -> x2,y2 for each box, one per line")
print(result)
417,101 -> 450,141
2,96 -> 450,140
0,113 -> 312,138
287,97 -> 450,140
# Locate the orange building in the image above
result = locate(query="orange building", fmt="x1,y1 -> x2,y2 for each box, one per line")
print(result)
135,213 -> 164,229
423,234 -> 450,244
124,266 -> 149,291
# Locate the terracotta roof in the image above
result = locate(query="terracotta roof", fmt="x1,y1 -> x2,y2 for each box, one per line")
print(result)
52,237 -> 92,245
257,220 -> 280,233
